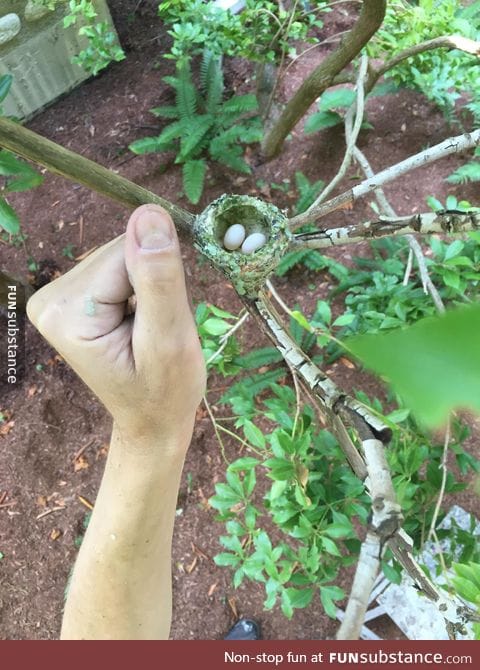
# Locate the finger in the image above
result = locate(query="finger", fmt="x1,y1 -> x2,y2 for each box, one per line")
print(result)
27,233 -> 132,343
124,205 -> 194,368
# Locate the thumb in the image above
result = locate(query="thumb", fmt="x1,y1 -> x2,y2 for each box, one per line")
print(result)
125,205 -> 193,366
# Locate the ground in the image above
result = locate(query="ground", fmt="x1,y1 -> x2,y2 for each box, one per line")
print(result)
0,0 -> 479,640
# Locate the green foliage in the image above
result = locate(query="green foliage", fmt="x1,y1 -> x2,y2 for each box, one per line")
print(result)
158,0 -> 329,66
64,0 -> 125,75
367,0 -> 480,121
275,172 -> 327,276
130,53 -> 262,203
348,304 -> 480,427
305,88 -> 356,134
0,76 -> 44,234
195,302 -> 243,376
447,148 -> 480,185
207,347 -> 479,617
451,561 -> 480,638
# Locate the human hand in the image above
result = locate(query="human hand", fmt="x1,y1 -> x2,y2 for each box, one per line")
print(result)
27,205 -> 206,451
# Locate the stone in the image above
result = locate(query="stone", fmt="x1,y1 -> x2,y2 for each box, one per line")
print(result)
25,1 -> 52,23
0,13 -> 21,46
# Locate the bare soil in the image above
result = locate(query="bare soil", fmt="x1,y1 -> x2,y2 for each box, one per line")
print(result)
0,0 -> 479,640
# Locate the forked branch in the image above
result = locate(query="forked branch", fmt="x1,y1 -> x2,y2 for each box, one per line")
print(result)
289,128 -> 480,228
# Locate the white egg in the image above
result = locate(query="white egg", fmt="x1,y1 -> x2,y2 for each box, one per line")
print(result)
223,224 -> 246,250
241,232 -> 267,255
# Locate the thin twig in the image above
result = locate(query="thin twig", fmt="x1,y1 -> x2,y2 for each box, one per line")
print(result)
72,438 -> 96,463
36,506 -> 66,520
427,420 -> 451,542
206,311 -> 249,366
402,247 -> 413,286
405,235 -> 445,313
307,54 -> 369,209
203,396 -> 229,466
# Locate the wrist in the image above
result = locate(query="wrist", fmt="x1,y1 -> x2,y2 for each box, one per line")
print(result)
109,415 -> 195,466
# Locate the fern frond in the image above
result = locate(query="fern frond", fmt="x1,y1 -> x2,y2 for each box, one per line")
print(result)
235,347 -> 283,370
207,64 -> 224,114
446,161 -> 480,184
177,115 -> 214,162
155,120 -> 184,145
201,50 -> 224,114
275,250 -> 311,276
183,159 -> 206,204
216,153 -> 251,174
221,94 -> 258,117
129,136 -> 174,154
175,63 -> 197,120
150,105 -> 179,119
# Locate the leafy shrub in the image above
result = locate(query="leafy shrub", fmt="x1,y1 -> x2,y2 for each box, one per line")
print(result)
64,0 -> 125,75
205,353 -> 479,617
129,52 -> 262,203
367,0 -> 480,121
0,76 -> 44,235
158,0 -> 329,65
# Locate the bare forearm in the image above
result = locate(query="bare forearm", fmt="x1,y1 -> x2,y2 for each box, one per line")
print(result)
61,423 -> 192,640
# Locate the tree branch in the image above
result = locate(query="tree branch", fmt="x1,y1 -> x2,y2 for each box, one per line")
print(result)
261,0 -> 386,159
366,35 -> 480,92
310,54 -> 369,208
0,118 -> 195,236
289,128 -> 480,228
291,209 -> 480,248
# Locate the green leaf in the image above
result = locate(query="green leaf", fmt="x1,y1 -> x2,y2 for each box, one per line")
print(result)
319,88 -> 356,110
228,457 -> 260,472
285,587 -> 314,609
280,589 -> 294,619
305,110 -> 342,134
324,522 -> 352,539
333,313 -> 356,327
235,347 -> 282,370
214,552 -> 241,567
243,420 -> 266,449
347,304 -> 480,426
320,536 -> 341,556
0,74 -> 13,103
150,105 -> 179,118
264,457 -> 295,481
182,159 -> 206,204
129,136 -> 173,154
5,173 -> 44,193
214,150 -> 251,174
177,115 -> 213,161
0,197 -> 20,235
320,585 -> 344,618
382,561 -> 402,585
202,317 -> 230,336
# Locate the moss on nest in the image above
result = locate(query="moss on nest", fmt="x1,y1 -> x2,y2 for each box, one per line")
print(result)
194,194 -> 291,297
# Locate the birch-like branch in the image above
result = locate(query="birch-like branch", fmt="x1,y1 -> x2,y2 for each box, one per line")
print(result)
289,128 -> 480,228
311,54 -> 369,207
337,438 -> 402,639
290,209 -> 480,248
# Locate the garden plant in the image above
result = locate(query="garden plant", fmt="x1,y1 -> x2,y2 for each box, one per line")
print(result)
1,0 -> 480,640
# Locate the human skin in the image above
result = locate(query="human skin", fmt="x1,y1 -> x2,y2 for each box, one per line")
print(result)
27,205 -> 206,639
